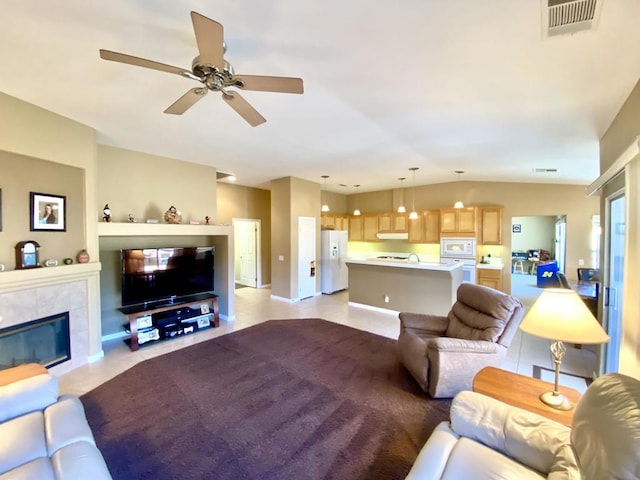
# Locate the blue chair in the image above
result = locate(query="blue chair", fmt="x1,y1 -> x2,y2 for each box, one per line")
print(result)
536,261 -> 559,288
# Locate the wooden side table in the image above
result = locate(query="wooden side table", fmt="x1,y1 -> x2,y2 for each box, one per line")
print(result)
0,363 -> 47,386
472,366 -> 582,427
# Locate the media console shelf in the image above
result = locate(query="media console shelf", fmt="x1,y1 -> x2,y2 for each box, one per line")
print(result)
119,294 -> 219,351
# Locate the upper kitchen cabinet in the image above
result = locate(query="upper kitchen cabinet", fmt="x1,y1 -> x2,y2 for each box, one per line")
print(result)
321,213 -> 336,229
335,215 -> 349,231
440,207 -> 478,237
378,212 -> 408,233
349,215 -> 364,241
480,207 -> 503,245
363,214 -> 379,241
408,210 -> 440,244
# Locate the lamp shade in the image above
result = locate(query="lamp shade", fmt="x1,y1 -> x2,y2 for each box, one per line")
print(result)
520,288 -> 610,345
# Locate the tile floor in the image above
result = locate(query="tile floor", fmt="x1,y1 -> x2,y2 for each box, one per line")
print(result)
58,277 -> 596,397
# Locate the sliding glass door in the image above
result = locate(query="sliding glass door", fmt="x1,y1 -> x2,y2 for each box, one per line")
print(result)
603,191 -> 625,373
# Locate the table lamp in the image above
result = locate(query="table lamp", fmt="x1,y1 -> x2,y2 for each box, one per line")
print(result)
519,288 -> 609,410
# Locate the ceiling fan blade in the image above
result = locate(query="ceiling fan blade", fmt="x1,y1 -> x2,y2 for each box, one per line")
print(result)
221,92 -> 266,127
99,49 -> 189,76
190,11 -> 225,71
233,74 -> 304,94
164,88 -> 208,115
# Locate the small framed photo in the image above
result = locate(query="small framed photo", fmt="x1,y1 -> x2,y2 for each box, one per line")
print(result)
30,192 -> 66,232
512,224 -> 522,233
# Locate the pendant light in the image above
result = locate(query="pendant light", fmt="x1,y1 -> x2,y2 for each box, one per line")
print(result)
353,184 -> 361,216
320,175 -> 330,212
408,168 -> 419,220
397,177 -> 407,213
454,170 -> 464,209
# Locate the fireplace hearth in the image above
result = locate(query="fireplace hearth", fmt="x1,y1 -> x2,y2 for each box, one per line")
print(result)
0,312 -> 70,370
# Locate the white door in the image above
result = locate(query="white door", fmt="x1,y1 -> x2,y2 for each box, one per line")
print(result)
233,219 -> 259,288
298,216 -> 316,300
603,192 -> 625,373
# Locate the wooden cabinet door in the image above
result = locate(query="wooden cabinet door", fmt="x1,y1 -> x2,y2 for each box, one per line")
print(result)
378,213 -> 392,233
363,214 -> 379,241
321,213 -> 335,229
477,269 -> 502,291
349,215 -> 363,241
481,207 -> 503,245
336,215 -> 349,231
393,213 -> 408,232
424,210 -> 441,243
407,214 -> 424,243
440,209 -> 457,233
456,207 -> 477,234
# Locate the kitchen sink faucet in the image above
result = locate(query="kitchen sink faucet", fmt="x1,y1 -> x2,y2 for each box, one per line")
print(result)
407,253 -> 420,262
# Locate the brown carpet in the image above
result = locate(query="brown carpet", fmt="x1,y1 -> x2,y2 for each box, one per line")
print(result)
81,319 -> 450,480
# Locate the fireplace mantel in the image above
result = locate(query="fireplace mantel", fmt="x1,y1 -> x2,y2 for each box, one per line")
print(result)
0,262 -> 101,294
97,222 -> 233,237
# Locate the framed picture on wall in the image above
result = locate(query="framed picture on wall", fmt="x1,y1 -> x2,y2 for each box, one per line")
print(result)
30,192 -> 66,232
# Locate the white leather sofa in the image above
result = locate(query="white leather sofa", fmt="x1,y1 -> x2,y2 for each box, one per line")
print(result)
0,366 -> 112,479
406,373 -> 640,479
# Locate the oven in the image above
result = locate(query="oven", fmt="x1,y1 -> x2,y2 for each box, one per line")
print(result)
440,237 -> 477,283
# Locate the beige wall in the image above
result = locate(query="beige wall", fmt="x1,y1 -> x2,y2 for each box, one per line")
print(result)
347,181 -> 599,291
97,145 -> 216,224
0,151 -> 85,267
216,182 -> 271,286
511,216 -> 558,254
270,176 -> 321,300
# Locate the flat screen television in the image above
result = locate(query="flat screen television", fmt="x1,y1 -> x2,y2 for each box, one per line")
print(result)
121,246 -> 214,308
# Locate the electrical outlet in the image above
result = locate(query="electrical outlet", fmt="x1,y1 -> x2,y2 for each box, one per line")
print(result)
384,295 -> 390,303
578,259 -> 585,266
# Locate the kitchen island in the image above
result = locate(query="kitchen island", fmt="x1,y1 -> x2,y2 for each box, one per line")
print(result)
345,258 -> 464,315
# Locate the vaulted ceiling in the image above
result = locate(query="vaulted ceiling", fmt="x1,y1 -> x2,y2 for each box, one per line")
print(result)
2,1 -> 640,192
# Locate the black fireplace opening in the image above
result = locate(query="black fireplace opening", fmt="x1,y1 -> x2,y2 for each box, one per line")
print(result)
0,312 -> 71,370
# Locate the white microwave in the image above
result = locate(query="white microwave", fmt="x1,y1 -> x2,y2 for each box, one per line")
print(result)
441,237 -> 477,258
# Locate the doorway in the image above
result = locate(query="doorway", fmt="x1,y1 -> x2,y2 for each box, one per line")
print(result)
233,218 -> 261,288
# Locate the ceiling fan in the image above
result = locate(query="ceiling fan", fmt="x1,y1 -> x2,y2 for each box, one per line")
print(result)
99,11 -> 304,127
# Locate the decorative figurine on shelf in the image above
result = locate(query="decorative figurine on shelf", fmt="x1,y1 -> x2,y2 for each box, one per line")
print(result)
77,249 -> 90,264
127,213 -> 136,223
205,215 -> 210,225
103,204 -> 112,222
163,206 -> 182,224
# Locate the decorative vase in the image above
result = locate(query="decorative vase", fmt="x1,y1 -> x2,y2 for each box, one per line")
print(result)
77,249 -> 90,264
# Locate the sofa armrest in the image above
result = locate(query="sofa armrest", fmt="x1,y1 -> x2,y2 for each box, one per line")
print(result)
0,373 -> 59,423
404,422 -> 460,480
427,337 -> 501,354
450,391 -> 571,474
399,312 -> 449,334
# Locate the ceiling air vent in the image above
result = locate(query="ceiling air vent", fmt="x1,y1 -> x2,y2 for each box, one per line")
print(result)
533,168 -> 559,173
542,0 -> 603,38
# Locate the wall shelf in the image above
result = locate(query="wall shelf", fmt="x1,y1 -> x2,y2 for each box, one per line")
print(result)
97,222 -> 233,237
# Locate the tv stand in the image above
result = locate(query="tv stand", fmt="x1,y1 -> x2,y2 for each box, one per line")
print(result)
119,294 -> 219,351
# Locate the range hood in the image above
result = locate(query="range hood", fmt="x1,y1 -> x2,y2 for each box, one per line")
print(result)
376,232 -> 409,240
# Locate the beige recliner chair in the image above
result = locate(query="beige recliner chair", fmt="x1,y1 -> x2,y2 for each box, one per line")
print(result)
397,283 -> 525,398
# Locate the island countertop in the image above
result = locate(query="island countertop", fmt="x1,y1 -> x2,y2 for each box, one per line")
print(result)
345,257 -> 464,315
345,257 -> 464,271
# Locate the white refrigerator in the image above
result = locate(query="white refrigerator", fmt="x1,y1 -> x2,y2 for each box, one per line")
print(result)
321,230 -> 349,294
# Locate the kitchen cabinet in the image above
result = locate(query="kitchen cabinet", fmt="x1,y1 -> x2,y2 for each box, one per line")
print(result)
477,267 -> 503,291
321,213 -> 336,229
481,207 -> 503,245
349,215 -> 363,241
363,214 -> 379,241
378,212 -> 408,233
408,210 -> 440,244
440,207 -> 478,236
335,215 -> 349,231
